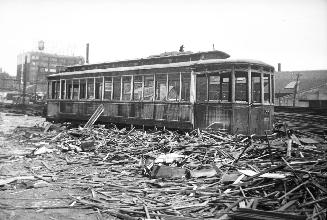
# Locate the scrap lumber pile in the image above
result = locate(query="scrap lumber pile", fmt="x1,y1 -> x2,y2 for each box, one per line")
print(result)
1,123 -> 327,220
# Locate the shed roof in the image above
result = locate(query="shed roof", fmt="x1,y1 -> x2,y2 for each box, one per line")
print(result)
275,70 -> 327,94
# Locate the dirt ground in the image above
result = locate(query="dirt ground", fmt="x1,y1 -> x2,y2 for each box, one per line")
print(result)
0,112 -> 100,220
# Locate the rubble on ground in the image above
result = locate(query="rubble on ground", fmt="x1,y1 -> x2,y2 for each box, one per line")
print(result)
0,121 -> 326,220
0,103 -> 45,117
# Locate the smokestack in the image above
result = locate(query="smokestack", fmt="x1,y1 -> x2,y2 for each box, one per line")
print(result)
86,43 -> 89,64
278,63 -> 281,72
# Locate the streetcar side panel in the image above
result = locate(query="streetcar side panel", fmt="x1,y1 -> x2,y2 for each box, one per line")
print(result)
46,66 -> 195,130
46,101 -> 194,130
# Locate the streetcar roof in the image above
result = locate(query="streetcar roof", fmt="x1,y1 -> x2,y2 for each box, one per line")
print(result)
48,58 -> 274,78
65,50 -> 230,68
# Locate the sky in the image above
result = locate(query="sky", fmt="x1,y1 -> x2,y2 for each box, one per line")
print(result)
0,0 -> 327,76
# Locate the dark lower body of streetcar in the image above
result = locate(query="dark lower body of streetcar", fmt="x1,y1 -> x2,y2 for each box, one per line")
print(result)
46,101 -> 273,135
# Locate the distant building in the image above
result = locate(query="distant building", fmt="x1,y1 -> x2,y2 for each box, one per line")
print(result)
16,51 -> 84,93
275,70 -> 327,108
0,68 -> 17,91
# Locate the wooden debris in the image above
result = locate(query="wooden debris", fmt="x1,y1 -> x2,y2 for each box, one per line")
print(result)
84,104 -> 104,129
230,208 -> 306,220
151,165 -> 186,179
0,176 -> 35,186
1,122 -> 326,220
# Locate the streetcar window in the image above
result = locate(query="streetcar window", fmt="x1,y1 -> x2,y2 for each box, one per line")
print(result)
143,75 -> 154,101
72,80 -> 79,100
235,72 -> 247,102
60,80 -> 65,99
55,81 -> 60,99
196,75 -> 207,101
66,80 -> 73,99
113,76 -> 121,100
133,75 -> 143,100
95,77 -> 103,100
264,74 -> 270,103
251,72 -> 261,103
104,77 -> 112,100
48,82 -> 52,99
80,79 -> 86,99
208,75 -> 220,101
87,78 -> 94,99
122,76 -> 132,100
221,75 -> 230,101
168,74 -> 180,101
155,74 -> 167,101
51,81 -> 56,99
181,73 -> 190,101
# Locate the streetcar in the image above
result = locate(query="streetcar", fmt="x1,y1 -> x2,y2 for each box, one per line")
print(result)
46,50 -> 274,135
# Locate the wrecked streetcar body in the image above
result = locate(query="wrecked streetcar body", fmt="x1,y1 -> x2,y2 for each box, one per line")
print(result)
46,50 -> 274,135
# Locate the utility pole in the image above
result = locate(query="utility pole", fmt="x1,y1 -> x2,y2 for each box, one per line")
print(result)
293,73 -> 300,107
34,66 -> 39,102
22,55 -> 27,106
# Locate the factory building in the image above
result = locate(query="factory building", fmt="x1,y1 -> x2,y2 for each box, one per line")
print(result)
16,51 -> 84,94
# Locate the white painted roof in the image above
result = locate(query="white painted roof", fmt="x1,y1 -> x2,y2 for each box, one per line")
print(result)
284,81 -> 298,89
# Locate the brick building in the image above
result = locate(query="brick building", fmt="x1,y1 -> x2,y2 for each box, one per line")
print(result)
16,51 -> 84,93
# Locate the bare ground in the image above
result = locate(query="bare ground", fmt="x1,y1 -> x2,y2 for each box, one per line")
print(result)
0,112 -> 99,220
